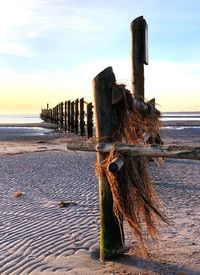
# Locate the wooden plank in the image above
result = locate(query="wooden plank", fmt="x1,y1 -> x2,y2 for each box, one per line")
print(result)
67,142 -> 200,161
93,66 -> 124,260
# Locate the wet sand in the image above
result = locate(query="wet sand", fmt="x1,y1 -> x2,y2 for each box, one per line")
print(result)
0,126 -> 199,274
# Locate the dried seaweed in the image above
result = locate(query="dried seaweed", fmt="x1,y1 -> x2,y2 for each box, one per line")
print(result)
97,85 -> 168,253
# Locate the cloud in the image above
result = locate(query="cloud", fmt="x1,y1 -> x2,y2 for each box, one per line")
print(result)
0,0 -> 122,57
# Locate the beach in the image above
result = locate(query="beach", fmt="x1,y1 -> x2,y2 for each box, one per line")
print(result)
0,124 -> 199,274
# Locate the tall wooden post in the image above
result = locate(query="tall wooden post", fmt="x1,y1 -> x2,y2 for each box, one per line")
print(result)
75,99 -> 79,134
87,103 -> 93,138
67,100 -> 71,131
80,98 -> 85,136
60,102 -> 64,129
93,66 -> 124,260
56,105 -> 59,125
53,107 -> 56,123
71,101 -> 75,132
130,16 -> 148,99
64,101 -> 67,131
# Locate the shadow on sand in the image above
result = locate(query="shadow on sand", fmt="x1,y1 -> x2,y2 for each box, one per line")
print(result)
91,249 -> 199,275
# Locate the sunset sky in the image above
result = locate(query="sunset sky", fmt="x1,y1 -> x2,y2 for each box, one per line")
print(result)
0,0 -> 200,114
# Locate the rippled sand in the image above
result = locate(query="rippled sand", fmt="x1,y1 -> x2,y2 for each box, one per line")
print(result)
0,127 -> 199,274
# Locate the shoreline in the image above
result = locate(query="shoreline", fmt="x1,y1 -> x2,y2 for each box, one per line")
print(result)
0,120 -> 199,144
161,120 -> 200,127
0,122 -> 58,128
0,125 -> 199,155
0,120 -> 200,128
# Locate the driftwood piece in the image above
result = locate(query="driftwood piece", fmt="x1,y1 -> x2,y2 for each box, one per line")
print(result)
67,142 -> 200,161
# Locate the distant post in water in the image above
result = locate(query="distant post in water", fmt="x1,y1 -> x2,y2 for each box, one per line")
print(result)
130,16 -> 148,99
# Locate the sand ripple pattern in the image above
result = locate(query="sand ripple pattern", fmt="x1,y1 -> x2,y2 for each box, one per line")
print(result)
0,150 -> 199,274
0,151 -> 99,274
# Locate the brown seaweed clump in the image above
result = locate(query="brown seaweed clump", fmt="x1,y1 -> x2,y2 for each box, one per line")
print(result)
97,85 -> 168,253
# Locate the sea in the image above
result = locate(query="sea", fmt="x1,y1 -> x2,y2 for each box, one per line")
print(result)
0,114 -> 52,141
0,112 -> 199,141
161,112 -> 200,121
0,114 -> 42,124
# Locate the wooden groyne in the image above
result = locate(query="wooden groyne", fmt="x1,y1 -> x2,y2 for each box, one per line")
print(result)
40,98 -> 93,138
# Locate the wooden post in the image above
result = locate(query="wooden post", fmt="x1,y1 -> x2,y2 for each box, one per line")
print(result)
75,99 -> 79,134
80,98 -> 85,136
53,107 -> 56,123
87,103 -> 93,138
67,100 -> 71,131
93,66 -> 124,260
60,102 -> 64,129
64,101 -> 67,131
56,105 -> 59,125
71,101 -> 75,132
130,16 -> 148,99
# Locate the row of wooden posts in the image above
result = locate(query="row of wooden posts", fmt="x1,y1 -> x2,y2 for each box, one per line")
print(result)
40,98 -> 93,138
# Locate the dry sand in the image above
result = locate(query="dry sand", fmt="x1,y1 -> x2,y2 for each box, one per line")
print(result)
0,126 -> 199,274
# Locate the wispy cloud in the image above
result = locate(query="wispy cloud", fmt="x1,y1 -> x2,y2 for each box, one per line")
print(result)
0,0 -> 122,57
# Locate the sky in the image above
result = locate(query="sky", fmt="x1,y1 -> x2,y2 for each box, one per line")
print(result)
0,0 -> 200,114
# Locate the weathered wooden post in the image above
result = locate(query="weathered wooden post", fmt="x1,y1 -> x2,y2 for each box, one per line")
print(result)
130,16 -> 148,99
75,99 -> 79,134
50,109 -> 52,121
53,107 -> 56,123
64,101 -> 67,131
87,103 -> 93,138
93,66 -> 124,260
56,105 -> 59,125
80,98 -> 85,136
60,102 -> 64,129
71,101 -> 75,132
67,100 -> 71,131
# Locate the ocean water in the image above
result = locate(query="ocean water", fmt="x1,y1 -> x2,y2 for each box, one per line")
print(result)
0,112 -> 199,124
0,112 -> 199,141
0,114 -> 51,141
0,114 -> 43,124
161,112 -> 200,121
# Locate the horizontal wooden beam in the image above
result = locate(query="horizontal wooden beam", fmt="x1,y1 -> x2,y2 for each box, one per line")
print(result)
67,142 -> 200,161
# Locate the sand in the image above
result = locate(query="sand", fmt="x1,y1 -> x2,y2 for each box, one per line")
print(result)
0,126 -> 199,274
